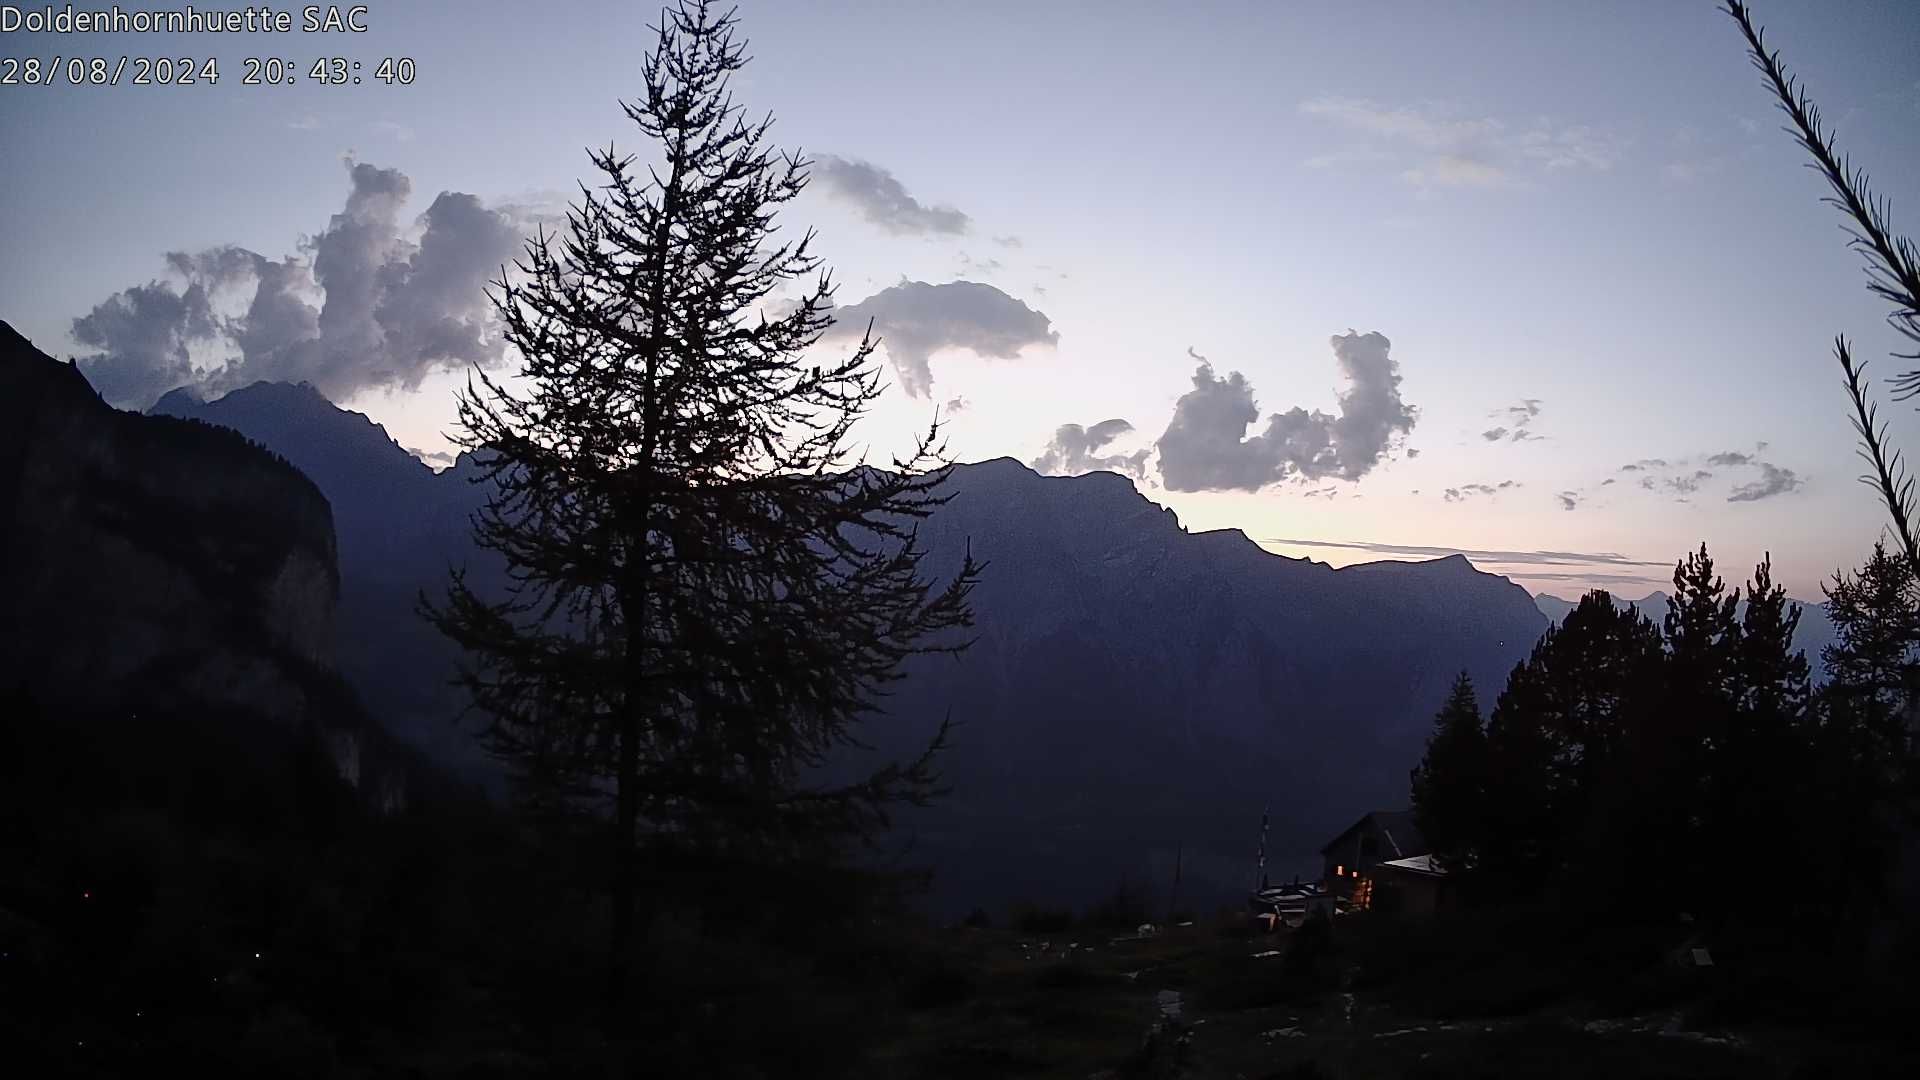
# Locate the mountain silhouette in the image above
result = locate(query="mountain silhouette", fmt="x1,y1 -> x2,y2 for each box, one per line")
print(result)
138,379 -> 1548,912
0,321 -> 413,807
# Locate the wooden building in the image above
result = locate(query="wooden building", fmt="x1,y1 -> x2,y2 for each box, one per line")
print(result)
1319,809 -> 1436,911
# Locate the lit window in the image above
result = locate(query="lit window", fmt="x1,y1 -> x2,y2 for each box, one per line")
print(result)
1335,865 -> 1344,877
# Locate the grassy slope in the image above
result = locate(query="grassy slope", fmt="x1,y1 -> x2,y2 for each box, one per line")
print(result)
863,911 -> 1914,1079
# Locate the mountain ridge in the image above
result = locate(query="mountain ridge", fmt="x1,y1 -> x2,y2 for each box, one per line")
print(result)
127,374 -> 1550,912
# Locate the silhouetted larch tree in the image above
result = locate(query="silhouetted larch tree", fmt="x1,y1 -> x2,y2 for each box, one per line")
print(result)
1409,671 -> 1488,873
423,0 -> 980,1002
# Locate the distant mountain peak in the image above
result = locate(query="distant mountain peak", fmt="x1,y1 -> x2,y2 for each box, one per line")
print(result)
152,386 -> 205,411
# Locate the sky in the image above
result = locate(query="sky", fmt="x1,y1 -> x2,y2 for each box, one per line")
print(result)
3,0 -> 1918,600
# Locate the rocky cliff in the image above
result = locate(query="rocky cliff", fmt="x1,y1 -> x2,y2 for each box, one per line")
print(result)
0,321 -> 384,784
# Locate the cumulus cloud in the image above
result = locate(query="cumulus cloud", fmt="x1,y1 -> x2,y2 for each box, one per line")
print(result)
69,279 -> 219,407
819,279 -> 1057,398
1154,331 -> 1416,493
812,155 -> 970,236
1299,97 -> 1624,189
1728,462 -> 1803,502
1031,418 -> 1150,479
71,159 -> 523,408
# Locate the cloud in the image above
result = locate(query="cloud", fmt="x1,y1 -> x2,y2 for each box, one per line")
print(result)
956,251 -> 1005,275
1500,399 -> 1542,424
1031,418 -> 1150,479
1516,570 -> 1674,586
992,235 -> 1022,248
1482,399 -> 1544,443
1557,491 -> 1581,511
1442,480 -> 1518,503
72,159 -> 523,408
69,279 -> 219,407
1260,537 -> 1668,569
1666,469 -> 1714,496
1728,462 -> 1803,502
410,447 -> 457,467
1406,448 -> 1421,458
1154,331 -> 1416,492
818,280 -> 1057,398
1606,448 -> 1803,504
812,155 -> 970,236
1299,97 -> 1623,189
943,395 -> 969,417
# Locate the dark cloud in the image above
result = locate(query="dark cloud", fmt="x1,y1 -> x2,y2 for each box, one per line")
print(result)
72,159 -> 522,408
1481,427 -> 1509,442
1557,491 -> 1581,510
1406,448 -> 1421,458
1261,537 -> 1668,569
1728,462 -> 1803,502
1619,458 -> 1668,472
819,280 -> 1057,398
943,395 -> 969,417
812,155 -> 970,236
1707,450 -> 1754,466
1154,331 -> 1416,492
1031,418 -> 1149,479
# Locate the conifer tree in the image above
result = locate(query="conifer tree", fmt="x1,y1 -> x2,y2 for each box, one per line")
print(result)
424,0 -> 980,999
1711,555 -> 1813,912
1410,672 -> 1488,872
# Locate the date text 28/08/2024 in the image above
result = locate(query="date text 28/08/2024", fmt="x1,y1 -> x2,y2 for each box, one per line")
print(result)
0,54 -> 413,86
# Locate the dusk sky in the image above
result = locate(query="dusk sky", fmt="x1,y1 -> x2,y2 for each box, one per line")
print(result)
5,0 -> 1919,599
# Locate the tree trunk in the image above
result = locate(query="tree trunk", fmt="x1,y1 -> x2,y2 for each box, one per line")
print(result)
608,573 -> 647,1008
